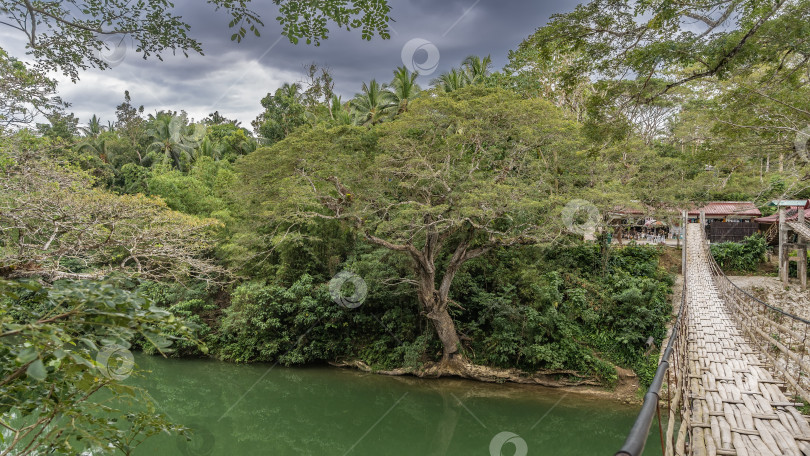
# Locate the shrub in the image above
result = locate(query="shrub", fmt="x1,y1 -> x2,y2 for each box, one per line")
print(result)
710,234 -> 767,272
454,243 -> 672,384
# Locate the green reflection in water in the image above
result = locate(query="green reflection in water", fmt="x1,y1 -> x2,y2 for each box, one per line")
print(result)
130,354 -> 663,456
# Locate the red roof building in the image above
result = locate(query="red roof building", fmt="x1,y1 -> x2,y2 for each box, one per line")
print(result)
755,207 -> 810,223
687,201 -> 761,219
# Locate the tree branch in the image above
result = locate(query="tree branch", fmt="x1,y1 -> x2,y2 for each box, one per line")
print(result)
647,0 -> 785,101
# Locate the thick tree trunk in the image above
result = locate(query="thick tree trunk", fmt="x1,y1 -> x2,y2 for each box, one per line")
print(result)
428,302 -> 462,361
363,229 -> 488,363
416,285 -> 461,361
415,235 -> 491,362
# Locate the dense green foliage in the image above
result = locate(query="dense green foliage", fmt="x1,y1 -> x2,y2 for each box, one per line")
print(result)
456,244 -> 673,384
4,0 -> 810,452
149,242 -> 672,388
710,234 -> 768,272
0,279 -> 200,454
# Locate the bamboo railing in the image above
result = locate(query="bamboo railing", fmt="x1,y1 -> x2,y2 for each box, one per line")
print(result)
707,243 -> 810,406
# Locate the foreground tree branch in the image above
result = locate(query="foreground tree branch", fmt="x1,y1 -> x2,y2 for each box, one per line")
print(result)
521,0 -> 803,105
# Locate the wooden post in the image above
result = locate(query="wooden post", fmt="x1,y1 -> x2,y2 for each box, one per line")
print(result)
796,207 -> 807,291
699,210 -> 707,244
676,215 -> 680,249
682,211 -> 687,275
779,208 -> 788,285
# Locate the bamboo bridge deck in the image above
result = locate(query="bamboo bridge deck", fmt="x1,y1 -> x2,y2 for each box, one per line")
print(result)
683,223 -> 810,455
618,221 -> 810,456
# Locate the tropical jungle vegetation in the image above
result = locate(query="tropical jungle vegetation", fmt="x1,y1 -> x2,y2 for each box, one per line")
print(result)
2,0 -> 810,453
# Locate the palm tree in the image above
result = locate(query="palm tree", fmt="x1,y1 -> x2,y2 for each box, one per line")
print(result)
462,55 -> 492,84
388,66 -> 420,114
76,136 -> 112,163
279,82 -> 303,101
328,95 -> 353,126
80,114 -> 105,138
431,56 -> 493,93
146,113 -> 196,170
197,136 -> 222,161
350,79 -> 396,126
432,68 -> 469,93
74,137 -> 116,185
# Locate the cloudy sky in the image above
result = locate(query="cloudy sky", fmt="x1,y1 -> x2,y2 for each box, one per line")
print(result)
2,0 -> 581,129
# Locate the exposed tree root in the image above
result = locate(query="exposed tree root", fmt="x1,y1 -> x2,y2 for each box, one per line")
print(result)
329,358 -> 603,388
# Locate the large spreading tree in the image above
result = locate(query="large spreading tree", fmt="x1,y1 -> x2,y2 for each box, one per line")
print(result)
236,87 -> 592,364
0,134 -> 228,282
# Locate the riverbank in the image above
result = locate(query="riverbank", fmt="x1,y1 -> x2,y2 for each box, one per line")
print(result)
330,357 -> 642,404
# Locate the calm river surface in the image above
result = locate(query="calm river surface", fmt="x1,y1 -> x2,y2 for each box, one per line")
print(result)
130,354 -> 662,455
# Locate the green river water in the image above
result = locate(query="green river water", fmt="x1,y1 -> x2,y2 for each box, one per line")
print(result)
130,354 -> 662,456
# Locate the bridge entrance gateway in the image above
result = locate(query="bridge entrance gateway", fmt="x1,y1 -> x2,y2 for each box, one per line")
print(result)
618,223 -> 810,456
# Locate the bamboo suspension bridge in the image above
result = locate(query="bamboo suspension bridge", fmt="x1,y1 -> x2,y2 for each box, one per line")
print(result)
617,221 -> 810,456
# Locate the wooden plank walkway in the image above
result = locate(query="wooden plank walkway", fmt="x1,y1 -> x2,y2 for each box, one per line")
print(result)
685,223 -> 810,456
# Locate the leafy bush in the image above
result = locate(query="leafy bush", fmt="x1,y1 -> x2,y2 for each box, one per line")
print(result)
217,276 -> 342,364
710,234 -> 767,272
0,279 -> 199,454
216,274 -> 420,367
450,243 -> 672,385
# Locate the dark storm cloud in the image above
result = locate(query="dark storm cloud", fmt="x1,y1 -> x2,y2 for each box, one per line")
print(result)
24,0 -> 582,128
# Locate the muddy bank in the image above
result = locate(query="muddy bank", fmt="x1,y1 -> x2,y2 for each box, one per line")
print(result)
330,358 -> 644,404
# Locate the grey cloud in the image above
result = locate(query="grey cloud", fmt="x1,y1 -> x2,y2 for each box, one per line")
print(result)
13,0 -> 581,128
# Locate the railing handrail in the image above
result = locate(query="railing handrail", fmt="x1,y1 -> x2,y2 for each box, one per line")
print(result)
614,243 -> 687,456
707,243 -> 810,326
